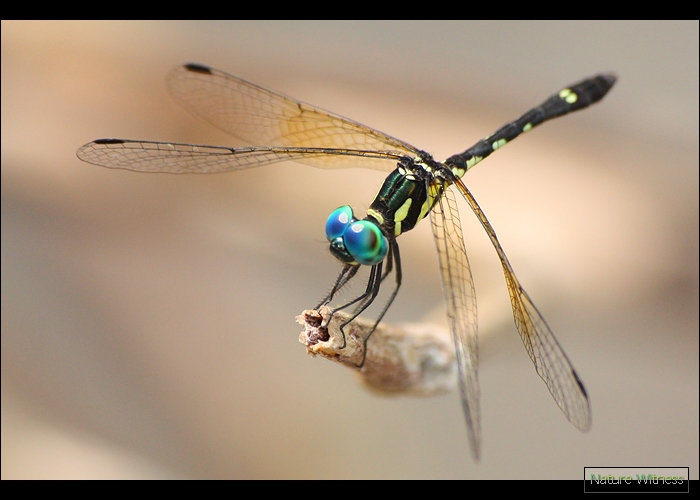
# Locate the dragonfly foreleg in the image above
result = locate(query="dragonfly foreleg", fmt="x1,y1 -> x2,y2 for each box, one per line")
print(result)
339,240 -> 402,368
316,264 -> 360,309
353,239 -> 403,367
322,262 -> 382,349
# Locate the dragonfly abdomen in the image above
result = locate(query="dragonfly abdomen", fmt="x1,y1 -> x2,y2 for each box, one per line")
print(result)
445,73 -> 616,176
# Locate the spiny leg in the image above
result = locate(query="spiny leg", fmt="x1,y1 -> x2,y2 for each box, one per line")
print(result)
354,239 -> 403,368
319,243 -> 402,366
325,240 -> 395,310
325,262 -> 383,350
316,264 -> 360,309
337,242 -> 401,368
330,240 -> 403,367
351,243 -> 395,315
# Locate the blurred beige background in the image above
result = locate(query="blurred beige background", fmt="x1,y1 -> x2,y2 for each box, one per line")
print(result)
2,20 -> 697,479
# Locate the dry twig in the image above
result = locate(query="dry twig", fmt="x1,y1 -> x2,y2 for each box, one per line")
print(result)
298,307 -> 456,396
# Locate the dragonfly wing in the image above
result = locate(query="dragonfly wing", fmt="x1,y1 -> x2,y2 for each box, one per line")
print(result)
430,182 -> 481,461
166,64 -> 419,171
76,139 -> 403,174
454,178 -> 591,433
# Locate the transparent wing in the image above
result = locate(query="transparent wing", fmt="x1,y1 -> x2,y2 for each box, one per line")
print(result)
430,182 -> 481,461
165,63 -> 420,171
454,177 -> 591,433
76,139 -> 403,173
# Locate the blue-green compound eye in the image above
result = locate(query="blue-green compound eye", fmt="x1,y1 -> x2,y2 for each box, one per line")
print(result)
344,220 -> 388,265
325,205 -> 355,241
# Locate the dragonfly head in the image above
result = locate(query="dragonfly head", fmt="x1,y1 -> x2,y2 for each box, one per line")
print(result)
325,206 -> 388,266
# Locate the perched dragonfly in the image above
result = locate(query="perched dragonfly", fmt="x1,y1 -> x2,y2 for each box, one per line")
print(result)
77,63 -> 616,460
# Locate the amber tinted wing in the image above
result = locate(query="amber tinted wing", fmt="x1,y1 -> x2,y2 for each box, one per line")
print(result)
76,139 -> 404,173
430,182 -> 482,460
164,63 -> 419,171
453,177 -> 591,433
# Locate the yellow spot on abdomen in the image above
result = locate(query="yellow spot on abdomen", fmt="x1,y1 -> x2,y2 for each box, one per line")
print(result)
523,122 -> 532,132
492,138 -> 507,150
559,88 -> 578,104
466,156 -> 483,170
451,166 -> 466,179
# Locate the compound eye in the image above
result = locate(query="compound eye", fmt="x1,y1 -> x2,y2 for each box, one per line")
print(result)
344,220 -> 388,265
325,206 -> 355,241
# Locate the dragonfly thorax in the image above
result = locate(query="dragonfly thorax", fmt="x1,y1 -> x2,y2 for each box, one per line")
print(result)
365,158 -> 446,239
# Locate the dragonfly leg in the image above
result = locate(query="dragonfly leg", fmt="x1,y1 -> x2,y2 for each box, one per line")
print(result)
354,240 -> 402,368
316,264 -> 359,309
350,244 -> 395,315
330,240 -> 402,367
322,240 -> 403,367
379,243 -> 394,282
326,262 -> 383,350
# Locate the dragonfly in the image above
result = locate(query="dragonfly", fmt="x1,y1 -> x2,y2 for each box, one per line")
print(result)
77,63 -> 616,460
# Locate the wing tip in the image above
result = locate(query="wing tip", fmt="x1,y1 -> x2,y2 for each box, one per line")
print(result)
182,63 -> 213,75
92,138 -> 126,145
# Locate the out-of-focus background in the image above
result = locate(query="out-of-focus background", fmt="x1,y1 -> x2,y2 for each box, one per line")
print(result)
2,21 -> 697,479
